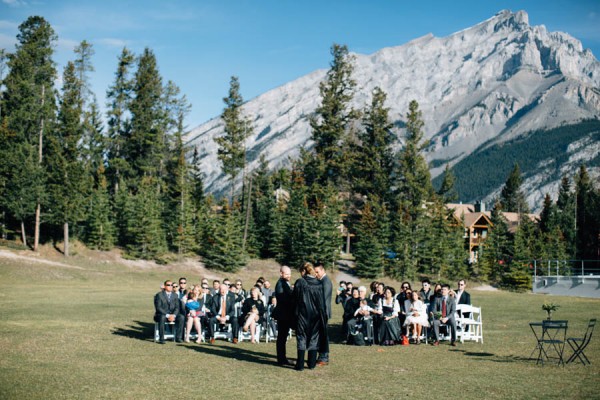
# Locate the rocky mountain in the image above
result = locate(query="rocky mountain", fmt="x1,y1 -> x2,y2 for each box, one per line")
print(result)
185,10 -> 600,209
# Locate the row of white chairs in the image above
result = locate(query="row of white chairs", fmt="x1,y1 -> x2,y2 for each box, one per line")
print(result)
153,321 -> 282,343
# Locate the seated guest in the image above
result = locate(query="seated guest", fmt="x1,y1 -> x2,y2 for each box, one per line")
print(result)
372,282 -> 385,304
396,282 -> 412,304
431,284 -> 457,346
404,291 -> 429,344
418,279 -> 433,308
229,282 -> 245,318
342,287 -> 359,341
199,283 -> 213,339
210,279 -> 221,296
377,286 -> 402,346
184,291 -> 203,343
209,283 -> 239,344
241,287 -> 266,343
261,280 -> 272,300
154,280 -> 185,344
346,286 -> 377,342
177,277 -> 188,299
266,295 -> 278,338
369,281 -> 379,300
234,279 -> 247,298
346,282 -> 354,294
371,282 -> 385,343
429,283 -> 442,313
335,281 -> 348,306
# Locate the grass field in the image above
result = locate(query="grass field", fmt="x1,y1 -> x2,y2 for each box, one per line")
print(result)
0,246 -> 599,400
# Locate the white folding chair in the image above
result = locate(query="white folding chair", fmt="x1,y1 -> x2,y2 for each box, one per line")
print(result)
238,324 -> 262,343
456,304 -> 483,343
213,322 -> 233,341
154,321 -> 177,342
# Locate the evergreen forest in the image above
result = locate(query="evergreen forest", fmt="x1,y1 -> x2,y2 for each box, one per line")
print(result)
1,17 -> 599,290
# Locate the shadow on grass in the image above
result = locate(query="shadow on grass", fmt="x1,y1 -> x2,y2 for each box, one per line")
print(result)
188,342 -> 280,367
451,348 -> 534,363
111,320 -> 155,341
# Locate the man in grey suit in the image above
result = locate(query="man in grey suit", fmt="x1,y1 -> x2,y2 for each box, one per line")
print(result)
154,280 -> 185,344
314,262 -> 332,366
431,284 -> 457,346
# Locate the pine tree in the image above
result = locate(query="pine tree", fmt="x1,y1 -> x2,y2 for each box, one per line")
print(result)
354,86 -> 394,201
506,214 -> 537,290
202,201 -> 247,272
499,163 -> 529,213
82,99 -> 105,179
162,82 -> 193,256
281,168 -> 313,268
106,47 -> 135,193
251,156 -> 277,258
307,43 -> 357,188
215,76 -> 251,204
46,61 -> 90,256
354,202 -> 384,278
574,165 -> 599,260
309,184 -> 341,268
481,202 -> 513,283
127,48 -> 165,184
437,165 -> 459,203
2,16 -> 57,250
425,200 -> 467,280
395,100 -> 434,210
555,176 -> 576,258
165,133 -> 196,256
389,100 -> 435,279
84,164 -> 115,250
125,176 -> 167,259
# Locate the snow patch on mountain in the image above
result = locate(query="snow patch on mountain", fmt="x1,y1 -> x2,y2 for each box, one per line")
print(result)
185,9 -> 600,204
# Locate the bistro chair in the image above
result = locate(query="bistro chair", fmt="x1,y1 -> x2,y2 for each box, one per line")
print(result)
566,319 -> 596,365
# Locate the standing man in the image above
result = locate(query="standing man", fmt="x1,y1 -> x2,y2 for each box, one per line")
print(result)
314,262 -> 332,366
273,265 -> 294,366
455,279 -> 471,306
431,284 -> 457,346
154,280 -> 185,344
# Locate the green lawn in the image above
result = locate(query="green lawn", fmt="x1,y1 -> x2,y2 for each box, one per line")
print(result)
0,248 -> 599,400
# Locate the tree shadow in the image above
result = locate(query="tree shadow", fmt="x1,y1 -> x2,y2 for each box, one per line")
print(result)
187,342 -> 281,367
452,348 -> 536,364
111,320 -> 155,341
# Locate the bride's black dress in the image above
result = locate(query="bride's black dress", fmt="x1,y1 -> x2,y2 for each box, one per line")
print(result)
378,301 -> 401,345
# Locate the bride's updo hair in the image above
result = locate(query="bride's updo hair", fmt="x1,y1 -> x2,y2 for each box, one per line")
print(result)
299,262 -> 316,277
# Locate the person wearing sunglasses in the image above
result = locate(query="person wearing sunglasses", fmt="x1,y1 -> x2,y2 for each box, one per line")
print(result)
154,280 -> 185,344
455,280 -> 471,306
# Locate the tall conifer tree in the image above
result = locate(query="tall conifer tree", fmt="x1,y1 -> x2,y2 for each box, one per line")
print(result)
355,87 -> 394,201
215,76 -> 251,204
499,163 -> 529,213
106,47 -> 135,193
307,44 -> 357,188
354,201 -> 385,278
2,16 -> 57,250
46,61 -> 89,256
128,48 -> 165,185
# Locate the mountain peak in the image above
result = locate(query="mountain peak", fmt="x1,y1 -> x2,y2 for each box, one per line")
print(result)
187,11 -> 600,209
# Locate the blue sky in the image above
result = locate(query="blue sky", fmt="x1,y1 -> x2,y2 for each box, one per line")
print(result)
1,0 -> 599,129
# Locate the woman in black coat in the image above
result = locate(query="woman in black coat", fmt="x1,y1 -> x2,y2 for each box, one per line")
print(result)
292,262 -> 327,370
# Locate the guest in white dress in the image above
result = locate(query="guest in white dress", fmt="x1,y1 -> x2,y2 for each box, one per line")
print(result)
404,291 -> 430,344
